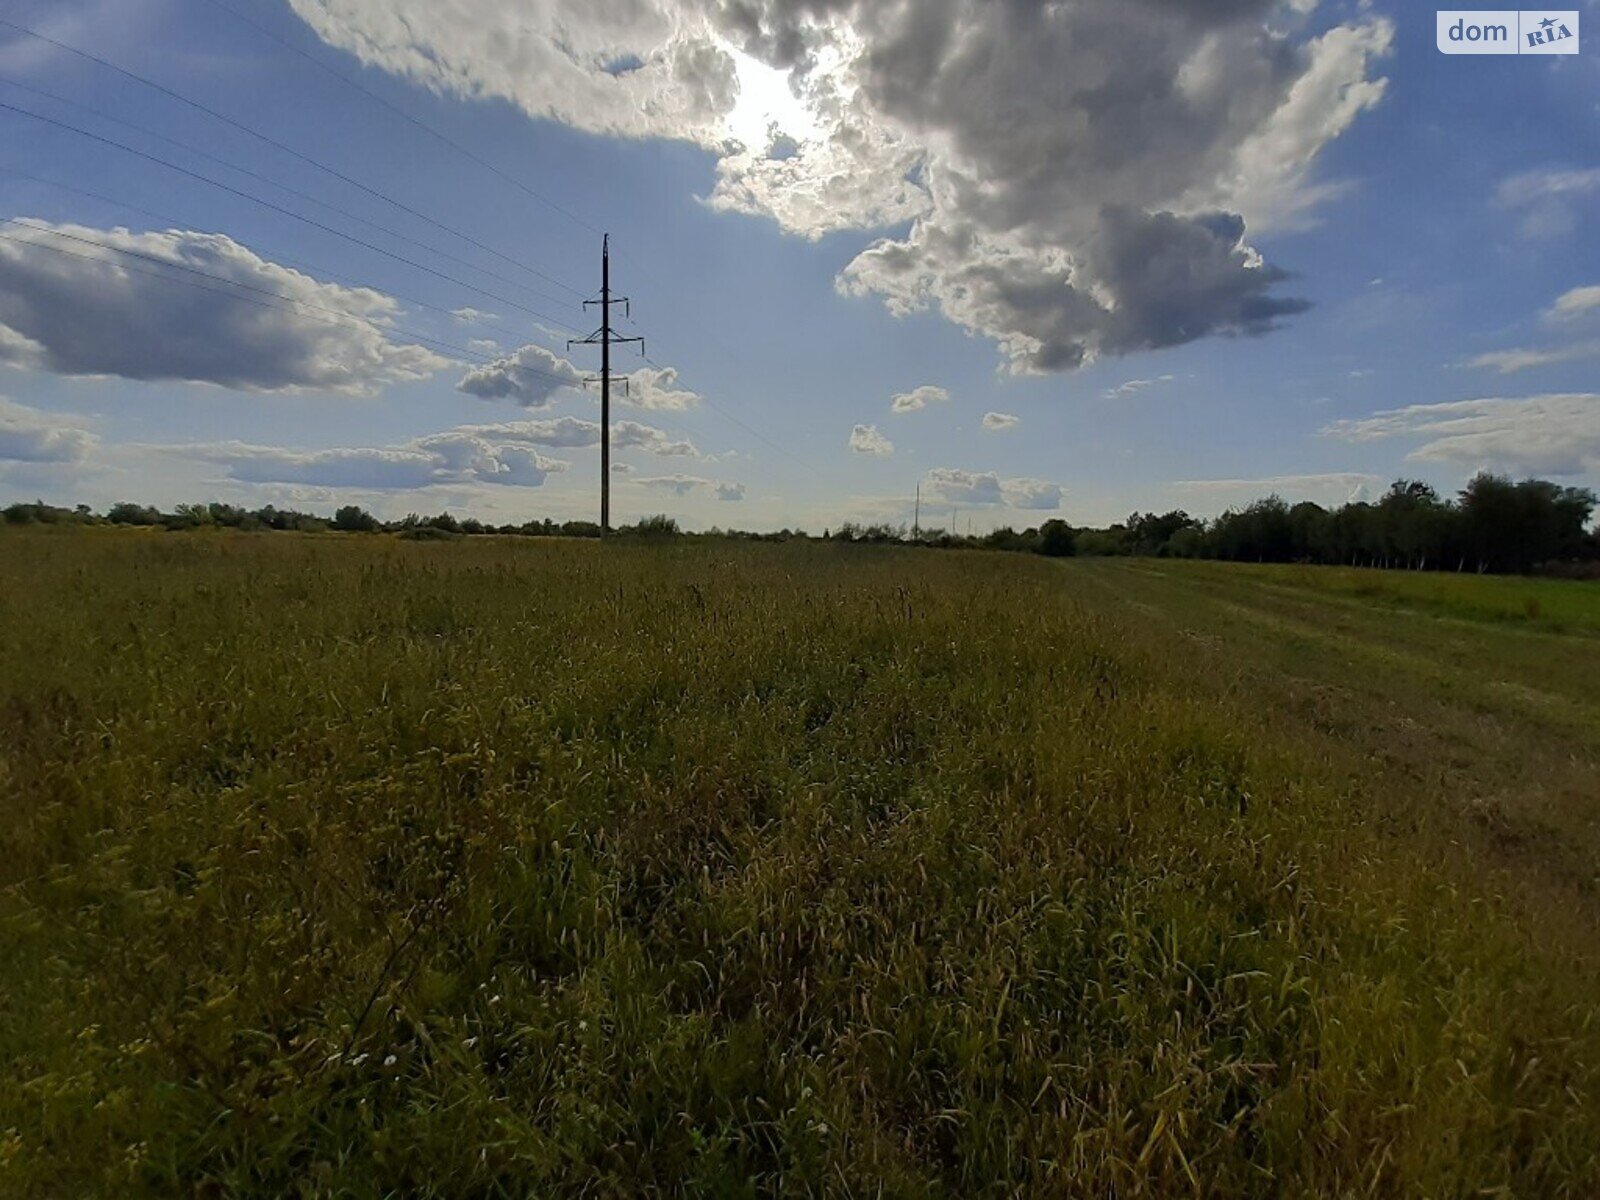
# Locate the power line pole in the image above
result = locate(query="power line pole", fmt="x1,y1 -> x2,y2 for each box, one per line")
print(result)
913,481 -> 921,541
569,233 -> 642,535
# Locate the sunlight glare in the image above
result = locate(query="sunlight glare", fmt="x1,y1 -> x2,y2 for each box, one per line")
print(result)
722,44 -> 817,152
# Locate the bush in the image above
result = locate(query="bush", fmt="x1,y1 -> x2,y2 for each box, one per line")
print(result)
396,525 -> 461,541
106,502 -> 161,526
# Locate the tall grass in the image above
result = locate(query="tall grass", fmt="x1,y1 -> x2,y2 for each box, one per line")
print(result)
1,530 -> 1597,1195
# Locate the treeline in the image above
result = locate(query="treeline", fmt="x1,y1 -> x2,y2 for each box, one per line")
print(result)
5,472 -> 1596,575
2,501 -> 816,544
828,474 -> 1598,575
1076,475 -> 1597,574
1,500 -> 665,540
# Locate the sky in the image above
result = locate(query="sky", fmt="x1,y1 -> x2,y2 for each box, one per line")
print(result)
0,0 -> 1597,532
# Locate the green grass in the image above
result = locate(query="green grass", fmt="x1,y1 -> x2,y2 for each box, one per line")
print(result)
2,531 -> 1598,1196
1162,558 -> 1600,634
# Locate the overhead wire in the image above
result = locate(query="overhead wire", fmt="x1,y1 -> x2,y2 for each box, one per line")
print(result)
0,164 -> 519,332
0,16 -> 588,299
640,347 -> 830,482
603,234 -> 831,484
2,221 -> 703,475
0,219 -> 592,382
0,9 -> 807,493
0,224 -> 702,490
0,100 -> 584,333
198,0 -> 603,239
194,2 -> 733,469
0,76 -> 581,315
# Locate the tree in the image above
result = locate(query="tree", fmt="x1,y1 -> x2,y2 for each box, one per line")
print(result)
1036,519 -> 1076,557
1126,510 -> 1199,556
1519,479 -> 1595,566
985,526 -> 1039,553
1459,475 -> 1529,572
1207,497 -> 1293,562
1450,474 -> 1596,573
334,505 -> 379,532
1377,480 -> 1444,569
1286,501 -> 1329,562
1166,525 -> 1204,558
107,501 -> 161,526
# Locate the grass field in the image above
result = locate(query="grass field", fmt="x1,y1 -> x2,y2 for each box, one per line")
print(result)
2,530 -> 1598,1196
1168,558 -> 1600,635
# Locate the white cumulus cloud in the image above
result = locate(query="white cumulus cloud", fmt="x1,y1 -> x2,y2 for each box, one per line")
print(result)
445,415 -> 696,457
1323,393 -> 1600,478
1104,375 -> 1174,400
614,419 -> 697,457
981,411 -> 1019,432
288,0 -> 1391,373
636,472 -> 745,498
195,438 -> 566,490
1003,478 -> 1062,510
1546,285 -> 1600,323
848,423 -> 893,455
170,415 -> 695,496
1174,472 -> 1381,507
0,221 -> 447,393
924,467 -> 1062,510
457,343 -> 586,406
456,346 -> 702,411
890,384 -> 948,414
0,397 -> 95,463
620,364 -> 701,411
1464,343 -> 1600,374
1495,167 -> 1600,239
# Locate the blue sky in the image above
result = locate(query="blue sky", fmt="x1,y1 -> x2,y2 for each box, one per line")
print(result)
1,0 -> 1597,531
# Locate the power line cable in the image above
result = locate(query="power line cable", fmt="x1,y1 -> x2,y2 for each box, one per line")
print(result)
1,20 -> 764,464
2,216 -> 471,356
0,223 -> 710,479
0,163 -> 514,331
0,99 -> 583,332
199,0 -> 603,240
0,75 -> 580,314
604,234 -> 830,482
639,350 -> 829,482
3,222 -> 711,479
0,219 -> 592,380
0,16 -> 588,299
0,19 -> 784,482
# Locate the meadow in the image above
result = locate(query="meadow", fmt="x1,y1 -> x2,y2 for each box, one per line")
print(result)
1166,558 -> 1600,635
2,529 -> 1598,1196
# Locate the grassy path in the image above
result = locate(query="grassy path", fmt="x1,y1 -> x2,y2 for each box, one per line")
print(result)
1065,559 -> 1600,928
